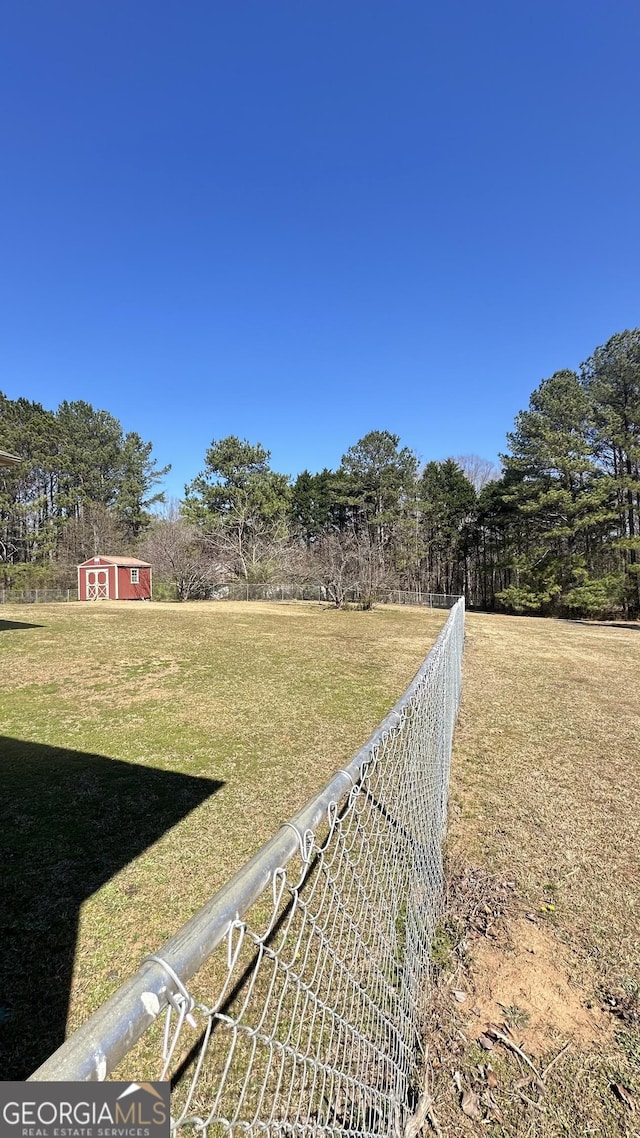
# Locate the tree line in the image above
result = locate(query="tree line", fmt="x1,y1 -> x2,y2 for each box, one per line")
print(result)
0,395 -> 167,588
1,328 -> 639,616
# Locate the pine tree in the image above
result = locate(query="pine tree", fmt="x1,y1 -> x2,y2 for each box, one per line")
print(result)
419,460 -> 476,596
183,437 -> 291,581
116,431 -> 170,543
498,370 -> 615,614
581,330 -> 640,616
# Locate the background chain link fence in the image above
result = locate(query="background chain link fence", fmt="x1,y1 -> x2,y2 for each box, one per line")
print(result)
0,586 -> 78,603
31,599 -> 465,1138
210,583 -> 460,608
0,582 -> 459,609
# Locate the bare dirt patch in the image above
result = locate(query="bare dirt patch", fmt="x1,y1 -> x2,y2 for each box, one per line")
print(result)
426,864 -> 636,1134
465,916 -> 611,1055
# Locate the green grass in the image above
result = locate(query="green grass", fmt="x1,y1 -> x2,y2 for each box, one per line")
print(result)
0,598 -> 446,1079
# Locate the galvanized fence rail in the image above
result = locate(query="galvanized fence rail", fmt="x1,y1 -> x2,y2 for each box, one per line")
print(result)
30,599 -> 465,1138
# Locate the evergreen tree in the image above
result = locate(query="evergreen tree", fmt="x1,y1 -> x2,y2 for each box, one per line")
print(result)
420,460 -> 476,596
290,468 -> 350,544
0,394 -> 61,568
56,401 -> 124,516
581,330 -> 640,615
183,437 -> 291,581
0,392 -> 167,581
498,370 -> 615,613
116,431 -> 170,542
339,430 -> 418,539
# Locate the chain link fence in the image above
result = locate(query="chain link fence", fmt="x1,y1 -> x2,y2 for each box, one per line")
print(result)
210,582 -> 460,608
0,582 -> 459,609
0,586 -> 77,604
31,599 -> 465,1137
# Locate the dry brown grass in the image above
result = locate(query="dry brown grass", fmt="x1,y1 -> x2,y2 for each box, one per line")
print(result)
0,598 -> 446,1078
427,613 -> 640,1136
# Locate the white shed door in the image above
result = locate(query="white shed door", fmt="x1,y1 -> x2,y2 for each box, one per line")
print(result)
86,569 -> 109,600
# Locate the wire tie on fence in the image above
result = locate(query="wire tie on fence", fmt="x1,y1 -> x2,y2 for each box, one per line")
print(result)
226,917 -> 246,972
335,769 -> 362,813
279,821 -> 307,861
272,865 -> 287,911
388,710 -> 403,730
359,756 -> 374,782
327,800 -> 338,831
142,954 -> 198,1028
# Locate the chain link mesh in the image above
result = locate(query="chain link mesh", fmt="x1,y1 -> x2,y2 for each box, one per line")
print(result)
154,600 -> 464,1135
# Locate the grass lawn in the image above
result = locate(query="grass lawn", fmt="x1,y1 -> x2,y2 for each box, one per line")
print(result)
430,613 -> 640,1136
0,598 -> 447,1079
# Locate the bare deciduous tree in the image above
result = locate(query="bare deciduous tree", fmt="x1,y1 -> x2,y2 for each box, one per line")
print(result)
305,529 -> 359,607
454,454 -> 500,492
205,505 -> 291,583
55,504 -> 127,586
139,505 -> 219,600
305,527 -> 398,608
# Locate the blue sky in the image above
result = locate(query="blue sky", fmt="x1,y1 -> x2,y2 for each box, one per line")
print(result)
1,1 -> 639,499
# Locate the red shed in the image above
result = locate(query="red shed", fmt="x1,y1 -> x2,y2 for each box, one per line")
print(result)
77,556 -> 152,601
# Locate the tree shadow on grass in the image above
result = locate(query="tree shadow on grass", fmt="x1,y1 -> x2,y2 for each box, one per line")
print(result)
574,619 -> 640,632
0,618 -> 44,631
0,736 -> 223,1078
601,621 -> 640,632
